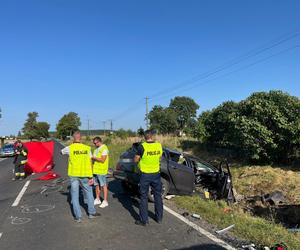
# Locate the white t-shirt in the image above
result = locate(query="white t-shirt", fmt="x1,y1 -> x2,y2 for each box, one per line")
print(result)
93,145 -> 108,157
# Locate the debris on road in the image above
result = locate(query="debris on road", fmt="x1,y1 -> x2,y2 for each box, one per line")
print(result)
215,224 -> 235,234
287,228 -> 300,232
182,212 -> 189,217
35,171 -> 60,181
165,195 -> 176,200
241,244 -> 256,250
262,191 -> 286,206
192,213 -> 201,219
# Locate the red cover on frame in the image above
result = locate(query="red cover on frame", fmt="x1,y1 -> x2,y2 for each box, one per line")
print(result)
24,141 -> 54,174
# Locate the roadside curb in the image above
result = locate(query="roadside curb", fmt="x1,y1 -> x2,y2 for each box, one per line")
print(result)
163,205 -> 236,250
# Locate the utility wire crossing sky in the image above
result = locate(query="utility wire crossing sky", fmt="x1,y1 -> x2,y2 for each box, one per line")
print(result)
0,0 -> 299,135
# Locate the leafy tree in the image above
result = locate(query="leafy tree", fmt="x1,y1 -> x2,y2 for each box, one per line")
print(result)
198,91 -> 300,163
137,127 -> 145,137
148,105 -> 178,134
203,101 -> 239,148
35,122 -> 50,139
56,112 -> 81,140
22,112 -> 50,140
169,96 -> 199,131
22,112 -> 39,140
235,91 -> 300,162
193,111 -> 211,141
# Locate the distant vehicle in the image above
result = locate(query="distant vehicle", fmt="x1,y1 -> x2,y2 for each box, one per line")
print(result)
0,144 -> 16,157
113,143 -> 235,202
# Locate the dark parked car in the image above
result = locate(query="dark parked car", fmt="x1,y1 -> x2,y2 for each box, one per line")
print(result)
113,143 -> 235,202
0,144 -> 16,157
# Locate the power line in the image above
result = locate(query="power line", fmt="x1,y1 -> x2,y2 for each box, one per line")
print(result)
150,44 -> 300,103
110,99 -> 145,121
102,28 -> 300,126
145,97 -> 149,129
149,27 -> 300,100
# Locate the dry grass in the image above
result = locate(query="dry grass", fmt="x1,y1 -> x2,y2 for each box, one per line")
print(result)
231,166 -> 300,204
175,196 -> 300,249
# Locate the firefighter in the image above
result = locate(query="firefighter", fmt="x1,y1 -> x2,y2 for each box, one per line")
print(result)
134,130 -> 163,226
13,140 -> 28,180
61,131 -> 101,222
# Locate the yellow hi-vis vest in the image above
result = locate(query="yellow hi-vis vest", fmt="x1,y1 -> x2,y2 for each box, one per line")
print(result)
138,142 -> 163,174
68,143 -> 93,177
93,144 -> 109,175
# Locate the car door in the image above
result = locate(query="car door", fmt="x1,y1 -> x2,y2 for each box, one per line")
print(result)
167,151 -> 195,194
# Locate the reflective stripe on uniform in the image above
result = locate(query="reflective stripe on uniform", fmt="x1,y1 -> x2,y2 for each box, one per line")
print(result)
21,160 -> 28,165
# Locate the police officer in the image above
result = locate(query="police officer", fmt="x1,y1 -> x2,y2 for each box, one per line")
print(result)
13,140 -> 28,180
61,131 -> 101,222
134,130 -> 163,226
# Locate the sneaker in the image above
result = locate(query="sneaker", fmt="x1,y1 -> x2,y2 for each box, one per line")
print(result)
88,212 -> 101,219
74,218 -> 82,223
99,200 -> 108,208
94,198 -> 101,205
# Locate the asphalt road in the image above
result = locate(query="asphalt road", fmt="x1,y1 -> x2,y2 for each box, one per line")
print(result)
0,142 -> 232,250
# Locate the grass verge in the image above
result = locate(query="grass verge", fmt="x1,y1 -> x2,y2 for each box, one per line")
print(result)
174,196 -> 300,249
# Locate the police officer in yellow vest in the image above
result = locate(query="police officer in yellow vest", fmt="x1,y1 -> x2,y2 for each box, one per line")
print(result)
92,137 -> 109,208
61,131 -> 100,222
134,130 -> 163,226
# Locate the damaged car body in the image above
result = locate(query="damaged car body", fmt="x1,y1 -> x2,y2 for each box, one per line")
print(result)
113,143 -> 235,202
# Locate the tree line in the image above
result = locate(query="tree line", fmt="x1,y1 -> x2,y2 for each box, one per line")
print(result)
20,90 -> 300,163
148,91 -> 300,163
21,112 -> 81,140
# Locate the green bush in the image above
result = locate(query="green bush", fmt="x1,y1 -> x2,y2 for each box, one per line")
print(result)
197,91 -> 300,163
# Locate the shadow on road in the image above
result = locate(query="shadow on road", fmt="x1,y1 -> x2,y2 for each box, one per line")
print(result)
176,244 -> 227,250
109,179 -> 157,222
60,184 -> 90,218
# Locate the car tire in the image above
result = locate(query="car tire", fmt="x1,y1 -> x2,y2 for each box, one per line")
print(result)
148,177 -> 170,203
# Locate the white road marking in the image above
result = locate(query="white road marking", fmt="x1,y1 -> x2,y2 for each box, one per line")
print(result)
0,232 -> 3,239
0,158 -> 8,162
12,180 -> 31,207
163,205 -> 236,250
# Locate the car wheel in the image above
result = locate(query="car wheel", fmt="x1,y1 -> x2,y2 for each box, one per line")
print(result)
148,177 -> 170,202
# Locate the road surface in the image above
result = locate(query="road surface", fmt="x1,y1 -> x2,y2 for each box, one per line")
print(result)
0,141 -> 233,250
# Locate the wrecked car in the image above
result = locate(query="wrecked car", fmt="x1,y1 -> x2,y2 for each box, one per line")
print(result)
113,143 -> 235,202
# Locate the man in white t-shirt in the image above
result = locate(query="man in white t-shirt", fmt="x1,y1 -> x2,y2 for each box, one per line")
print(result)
92,137 -> 109,208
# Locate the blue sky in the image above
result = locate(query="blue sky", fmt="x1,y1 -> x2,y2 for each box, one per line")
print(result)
0,0 -> 300,135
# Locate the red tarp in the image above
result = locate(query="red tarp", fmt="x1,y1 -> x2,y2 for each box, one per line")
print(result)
35,171 -> 60,180
24,141 -> 54,174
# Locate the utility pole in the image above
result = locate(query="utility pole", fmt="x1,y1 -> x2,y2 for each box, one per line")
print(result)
0,108 -> 4,147
108,119 -> 113,133
145,97 -> 149,129
102,121 -> 106,135
87,117 -> 90,137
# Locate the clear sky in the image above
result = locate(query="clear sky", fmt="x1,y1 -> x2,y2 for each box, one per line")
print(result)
0,0 -> 300,135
